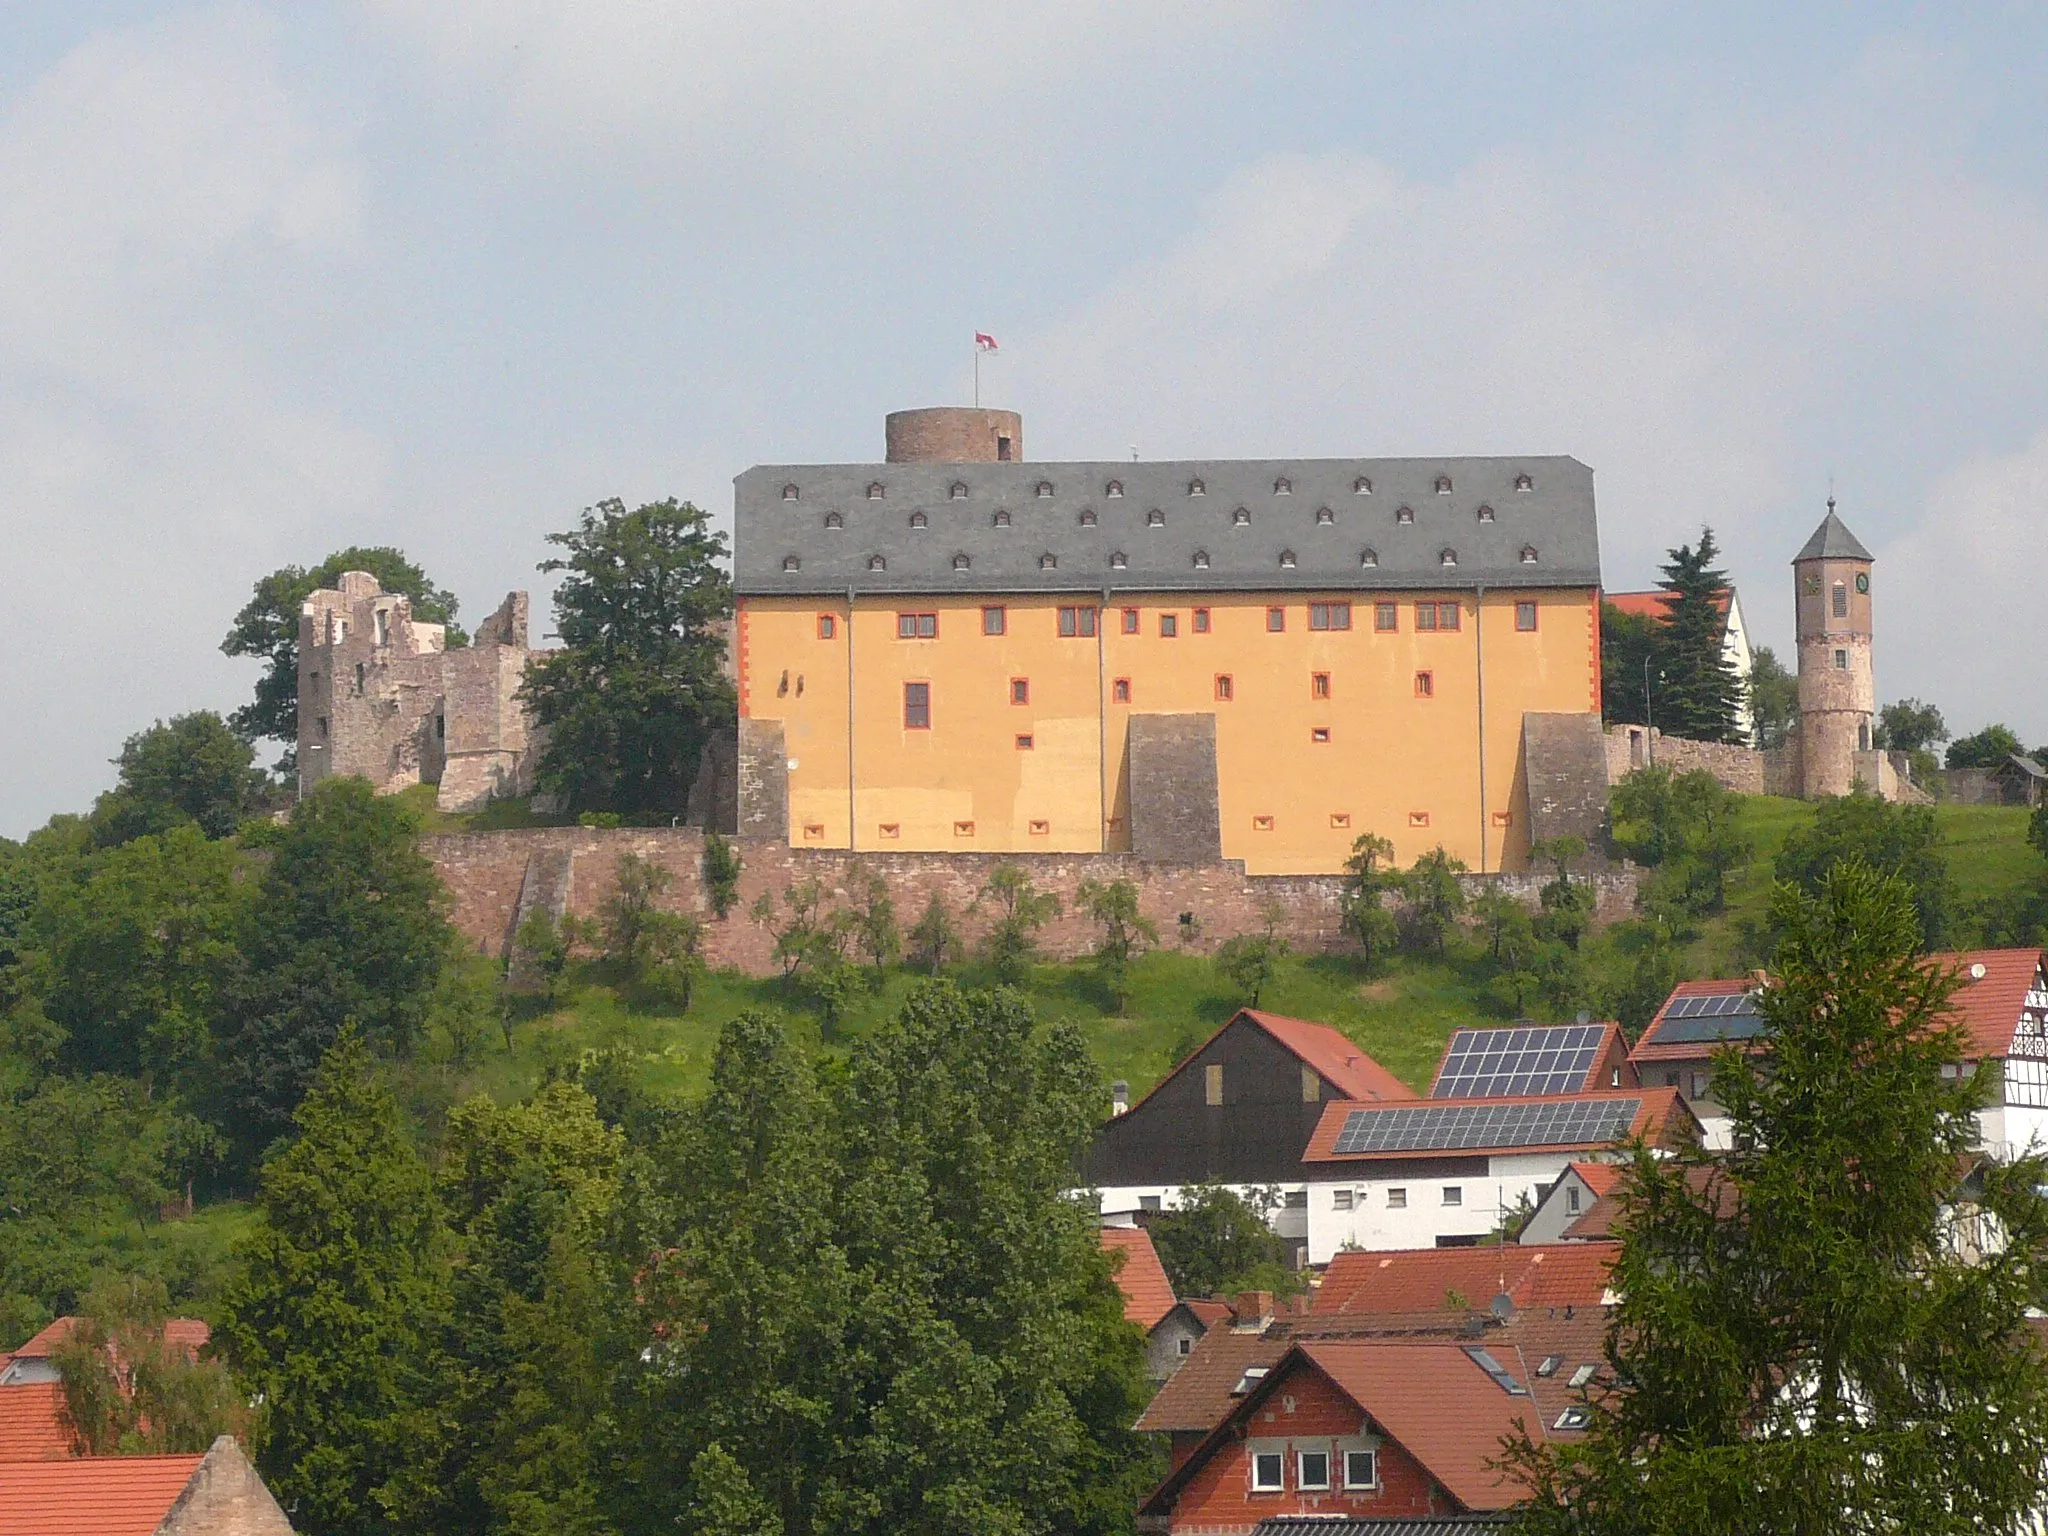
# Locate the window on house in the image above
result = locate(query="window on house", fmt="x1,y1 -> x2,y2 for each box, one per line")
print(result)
1193,608 -> 1211,632
1113,677 -> 1132,704
983,606 -> 1006,635
1330,812 -> 1351,829
1396,505 -> 1415,524
1298,1451 -> 1330,1491
784,555 -> 803,571
1374,602 -> 1398,632
1233,507 -> 1251,526
1443,1186 -> 1463,1207
1205,1064 -> 1224,1106
1312,672 -> 1331,699
1035,481 -> 1054,498
1215,674 -> 1234,701
1273,476 -> 1292,495
1191,549 -> 1210,569
1555,1406 -> 1594,1432
1148,508 -> 1167,527
1333,1189 -> 1354,1210
1253,814 -> 1274,831
1415,602 -> 1437,632
1417,601 -> 1460,631
1251,1453 -> 1284,1492
1309,601 -> 1351,630
1278,549 -> 1297,569
1435,475 -> 1452,493
1386,1187 -> 1407,1209
953,553 -> 971,570
992,510 -> 1010,527
1692,1071 -> 1712,1099
1038,552 -> 1057,570
867,482 -> 884,499
1016,735 -> 1034,751
897,612 -> 937,638
782,483 -> 800,501
1106,480 -> 1124,497
1834,649 -> 1848,670
1355,476 -> 1374,494
1515,601 -> 1538,632
1520,546 -> 1539,564
1111,550 -> 1129,569
1566,1185 -> 1582,1214
1832,582 -> 1848,619
1316,506 -> 1334,525
1057,605 -> 1096,637
903,683 -> 931,729
1079,508 -> 1097,526
1187,478 -> 1206,496
1440,548 -> 1459,567
1311,727 -> 1331,743
1360,548 -> 1379,568
1515,473 -> 1534,491
1010,678 -> 1029,705
1415,671 -> 1434,698
824,511 -> 844,529
868,555 -> 887,571
908,510 -> 928,529
1267,606 -> 1286,632
1177,1336 -> 1192,1356
996,436 -> 1012,461
1302,1065 -> 1320,1103
1121,608 -> 1140,635
818,614 -> 836,639
1160,613 -> 1178,637
949,482 -> 968,500
1345,1450 -> 1379,1489
1477,505 -> 1495,523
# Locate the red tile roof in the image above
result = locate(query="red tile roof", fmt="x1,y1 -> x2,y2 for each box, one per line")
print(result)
1314,1244 -> 1614,1318
1182,1298 -> 1233,1328
0,1453 -> 204,1536
1100,1226 -> 1177,1331
1302,1088 -> 1692,1165
0,1385 -> 76,1461
6,1318 -> 210,1364
1567,1161 -> 1623,1199
1242,1010 -> 1418,1103
1604,588 -> 1733,624
1133,1320 -> 1287,1434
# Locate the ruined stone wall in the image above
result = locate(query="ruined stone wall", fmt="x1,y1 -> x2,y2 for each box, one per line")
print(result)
1126,713 -> 1222,864
1601,725 -> 1764,795
426,828 -> 1637,973
1520,713 -> 1612,854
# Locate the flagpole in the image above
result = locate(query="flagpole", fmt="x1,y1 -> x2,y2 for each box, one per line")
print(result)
974,341 -> 980,408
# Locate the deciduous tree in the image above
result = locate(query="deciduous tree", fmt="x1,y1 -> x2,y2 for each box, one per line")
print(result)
90,712 -> 269,846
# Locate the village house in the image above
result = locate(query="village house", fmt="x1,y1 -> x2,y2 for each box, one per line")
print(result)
0,1436 -> 294,1535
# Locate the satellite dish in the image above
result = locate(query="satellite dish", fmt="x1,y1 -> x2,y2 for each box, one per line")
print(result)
1970,963 -> 1987,980
1489,1292 -> 1515,1321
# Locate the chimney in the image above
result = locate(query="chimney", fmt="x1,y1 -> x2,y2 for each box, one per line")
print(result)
1232,1291 -> 1275,1330
1110,1080 -> 1130,1116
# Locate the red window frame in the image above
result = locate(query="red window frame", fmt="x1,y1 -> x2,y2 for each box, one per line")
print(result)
1266,606 -> 1286,632
904,681 -> 931,728
1010,678 -> 1030,705
1514,600 -> 1537,632
897,612 -> 938,639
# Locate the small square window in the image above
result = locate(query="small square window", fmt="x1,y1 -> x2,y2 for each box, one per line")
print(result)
1374,602 -> 1398,632
1330,812 -> 1350,829
1251,1452 -> 1284,1492
1298,1451 -> 1330,1491
1386,1187 -> 1407,1209
1252,814 -> 1275,831
1492,810 -> 1513,828
1311,671 -> 1331,699
1311,727 -> 1331,744
1215,674 -> 1234,701
1333,1189 -> 1354,1211
983,606 -> 1007,635
802,822 -> 825,840
879,822 -> 900,839
1266,606 -> 1286,632
1122,608 -> 1140,634
1344,1449 -> 1379,1490
1177,1337 -> 1192,1356
1029,818 -> 1050,835
1192,607 -> 1211,633
818,614 -> 837,639
954,819 -> 975,837
1205,1064 -> 1224,1106
1409,809 -> 1431,827
1016,734 -> 1034,750
1011,678 -> 1030,705
1442,1185 -> 1462,1207
1515,600 -> 1538,632
904,682 -> 931,729
1113,677 -> 1132,704
1160,613 -> 1178,637
1415,671 -> 1434,698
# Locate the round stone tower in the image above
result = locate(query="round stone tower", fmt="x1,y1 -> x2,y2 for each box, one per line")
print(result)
885,407 -> 1022,464
1793,498 -> 1876,798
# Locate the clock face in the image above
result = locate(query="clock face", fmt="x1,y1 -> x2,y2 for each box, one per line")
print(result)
1855,573 -> 1870,593
1804,575 -> 1822,595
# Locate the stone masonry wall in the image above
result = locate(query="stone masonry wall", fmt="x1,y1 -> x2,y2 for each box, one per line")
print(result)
1601,724 -> 1765,795
427,828 -> 1637,973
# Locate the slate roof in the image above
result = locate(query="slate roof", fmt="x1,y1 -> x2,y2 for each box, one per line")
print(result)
1792,506 -> 1873,563
1313,1244 -> 1615,1318
0,1384 -> 75,1460
0,1452 -> 205,1536
734,456 -> 1599,597
1100,1227 -> 1177,1331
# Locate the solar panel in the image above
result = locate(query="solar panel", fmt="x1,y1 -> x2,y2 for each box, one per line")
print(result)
1652,992 -> 1769,1046
1431,1023 -> 1608,1098
1330,1097 -> 1642,1156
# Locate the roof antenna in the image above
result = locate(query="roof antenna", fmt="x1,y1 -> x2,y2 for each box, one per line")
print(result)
1827,471 -> 1836,517
1130,444 -> 1139,462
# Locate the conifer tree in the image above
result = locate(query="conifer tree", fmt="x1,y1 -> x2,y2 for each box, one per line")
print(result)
1648,527 -> 1744,743
1505,862 -> 2048,1534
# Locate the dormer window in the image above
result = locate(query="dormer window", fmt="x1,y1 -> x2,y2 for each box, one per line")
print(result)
1232,507 -> 1251,526
1147,509 -> 1166,527
1360,548 -> 1379,568
1193,549 -> 1211,569
1396,506 -> 1416,525
1273,476 -> 1292,495
1520,546 -> 1539,564
1039,552 -> 1058,570
824,511 -> 844,530
1439,547 -> 1458,566
1106,479 -> 1124,497
1078,509 -> 1097,527
908,510 -> 928,529
1315,506 -> 1334,525
949,481 -> 968,500
1279,549 -> 1297,568
1035,480 -> 1055,498
1187,478 -> 1206,496
952,552 -> 971,570
992,510 -> 1011,527
781,483 -> 800,501
868,554 -> 887,571
1354,476 -> 1374,494
1515,473 -> 1534,492
1476,505 -> 1495,523
866,482 -> 884,500
783,555 -> 802,571
1435,475 -> 1453,494
1110,551 -> 1128,569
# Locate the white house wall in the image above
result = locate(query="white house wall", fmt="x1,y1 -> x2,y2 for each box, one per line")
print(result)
1304,1151 -> 1582,1264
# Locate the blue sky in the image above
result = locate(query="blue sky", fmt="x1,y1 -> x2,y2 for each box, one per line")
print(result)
3,3 -> 2045,835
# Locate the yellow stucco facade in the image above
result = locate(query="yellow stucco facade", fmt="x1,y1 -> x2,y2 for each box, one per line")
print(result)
737,586 -> 1600,874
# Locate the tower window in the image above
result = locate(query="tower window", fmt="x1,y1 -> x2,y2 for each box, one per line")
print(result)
1515,601 -> 1538,631
903,682 -> 930,728
1832,582 -> 1848,619
983,606 -> 1006,634
996,436 -> 1012,461
1834,649 -> 1848,670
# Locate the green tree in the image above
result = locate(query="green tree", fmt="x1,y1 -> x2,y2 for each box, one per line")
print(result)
218,1030 -> 452,1536
1077,877 -> 1157,1014
1773,788 -> 1954,949
1147,1184 -> 1298,1298
849,868 -> 901,978
1876,698 -> 1948,754
52,1274 -> 246,1455
974,862 -> 1061,984
599,850 -> 705,1007
1505,863 -> 2048,1535
1398,847 -> 1468,956
1471,888 -> 1536,969
905,891 -> 960,974
701,830 -> 744,920
221,548 -> 463,752
522,499 -> 735,816
90,712 -> 269,846
1650,527 -> 1744,743
1747,645 -> 1799,749
214,779 -> 454,1168
1214,905 -> 1290,1008
1599,601 -> 1661,727
1609,767 -> 1749,916
1946,722 -> 2029,769
1338,831 -> 1400,970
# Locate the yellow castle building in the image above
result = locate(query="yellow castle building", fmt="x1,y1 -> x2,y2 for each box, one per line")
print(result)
732,408 -> 1604,875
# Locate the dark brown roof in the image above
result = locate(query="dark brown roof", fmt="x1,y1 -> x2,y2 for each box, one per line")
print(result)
1133,1320 -> 1286,1433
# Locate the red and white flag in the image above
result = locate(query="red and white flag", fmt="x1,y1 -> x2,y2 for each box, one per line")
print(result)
975,332 -> 999,351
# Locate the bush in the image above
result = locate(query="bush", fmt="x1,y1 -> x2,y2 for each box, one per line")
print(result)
700,831 -> 742,920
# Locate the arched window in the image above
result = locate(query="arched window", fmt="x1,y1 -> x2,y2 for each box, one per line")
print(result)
1035,481 -> 1055,498
1187,478 -> 1205,496
1315,506 -> 1334,525
1435,475 -> 1453,494
908,510 -> 928,529
868,554 -> 887,571
1147,508 -> 1166,527
949,481 -> 968,500
1105,480 -> 1124,498
1110,551 -> 1128,569
1514,473 -> 1534,492
1354,476 -> 1374,494
1078,508 -> 1097,527
1476,505 -> 1495,523
1192,549 -> 1211,569
824,510 -> 844,529
1232,507 -> 1251,526
992,510 -> 1011,527
1396,506 -> 1415,525
1359,548 -> 1379,568
1519,546 -> 1539,564
781,483 -> 800,501
783,555 -> 801,571
1039,552 -> 1058,570
866,481 -> 884,499
952,552 -> 971,570
1439,548 -> 1458,566
1279,549 -> 1298,569
1273,476 -> 1292,495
